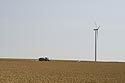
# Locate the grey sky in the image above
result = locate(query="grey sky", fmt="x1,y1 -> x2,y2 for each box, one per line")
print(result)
0,0 -> 125,61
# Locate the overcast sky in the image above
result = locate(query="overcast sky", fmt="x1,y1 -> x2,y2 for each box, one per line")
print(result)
0,0 -> 125,61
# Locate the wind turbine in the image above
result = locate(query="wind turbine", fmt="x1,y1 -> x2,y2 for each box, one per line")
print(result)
93,22 -> 100,62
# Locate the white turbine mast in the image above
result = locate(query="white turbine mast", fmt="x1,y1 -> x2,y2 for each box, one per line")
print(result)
93,22 -> 100,62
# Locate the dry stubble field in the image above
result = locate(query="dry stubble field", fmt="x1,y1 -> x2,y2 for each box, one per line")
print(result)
0,59 -> 125,83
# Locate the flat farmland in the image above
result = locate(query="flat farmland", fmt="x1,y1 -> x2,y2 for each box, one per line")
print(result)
0,59 -> 125,83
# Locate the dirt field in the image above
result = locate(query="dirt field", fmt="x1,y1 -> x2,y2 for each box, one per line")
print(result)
0,59 -> 125,83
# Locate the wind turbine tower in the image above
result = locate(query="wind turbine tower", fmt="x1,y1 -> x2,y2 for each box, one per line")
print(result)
93,22 -> 100,62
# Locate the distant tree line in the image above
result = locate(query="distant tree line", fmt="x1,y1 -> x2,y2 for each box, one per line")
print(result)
38,57 -> 49,61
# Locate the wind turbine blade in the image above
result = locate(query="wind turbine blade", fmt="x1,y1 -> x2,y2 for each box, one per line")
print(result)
98,26 -> 100,30
94,22 -> 97,28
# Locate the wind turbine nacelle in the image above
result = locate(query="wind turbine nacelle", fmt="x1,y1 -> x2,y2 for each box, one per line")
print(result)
93,29 -> 98,31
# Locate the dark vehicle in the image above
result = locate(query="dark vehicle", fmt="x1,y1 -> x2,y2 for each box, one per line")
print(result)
39,57 -> 49,61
